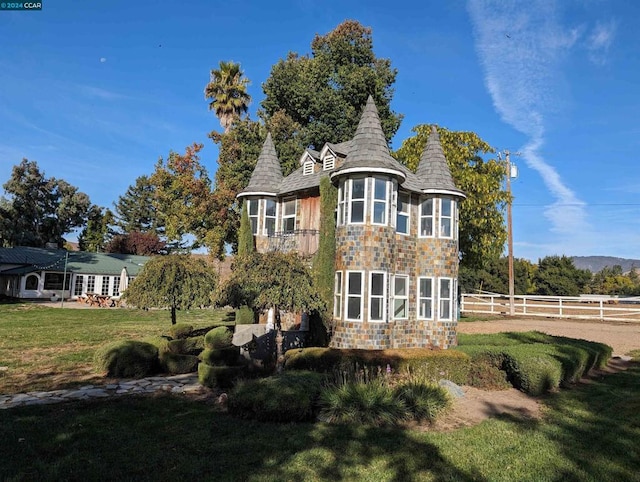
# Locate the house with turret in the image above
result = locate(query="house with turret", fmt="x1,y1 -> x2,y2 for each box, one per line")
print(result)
237,96 -> 465,349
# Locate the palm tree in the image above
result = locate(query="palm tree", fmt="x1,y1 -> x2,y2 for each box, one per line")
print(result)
205,61 -> 251,132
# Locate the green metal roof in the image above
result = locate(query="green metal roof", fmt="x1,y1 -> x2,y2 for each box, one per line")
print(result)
0,247 -> 149,276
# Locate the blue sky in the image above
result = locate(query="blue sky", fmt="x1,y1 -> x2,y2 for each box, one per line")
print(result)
1,0 -> 638,262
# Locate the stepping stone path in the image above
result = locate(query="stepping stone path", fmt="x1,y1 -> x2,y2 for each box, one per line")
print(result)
0,373 -> 210,410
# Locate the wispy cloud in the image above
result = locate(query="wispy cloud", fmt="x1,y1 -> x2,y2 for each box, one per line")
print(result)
587,20 -> 616,66
76,84 -> 127,101
467,0 -> 590,235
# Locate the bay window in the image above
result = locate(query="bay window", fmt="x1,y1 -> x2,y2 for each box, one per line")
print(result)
247,199 -> 259,235
264,199 -> 277,235
372,178 -> 389,225
420,198 -> 434,237
440,199 -> 454,238
346,271 -> 364,321
349,178 -> 366,224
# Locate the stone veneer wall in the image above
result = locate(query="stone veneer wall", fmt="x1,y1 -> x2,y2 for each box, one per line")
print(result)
331,194 -> 460,350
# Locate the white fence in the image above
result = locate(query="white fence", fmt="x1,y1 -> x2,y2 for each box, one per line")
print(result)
461,293 -> 640,323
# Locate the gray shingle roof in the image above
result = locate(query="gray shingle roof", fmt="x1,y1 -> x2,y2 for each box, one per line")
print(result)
416,126 -> 466,198
279,167 -> 329,196
238,133 -> 283,197
331,96 -> 405,181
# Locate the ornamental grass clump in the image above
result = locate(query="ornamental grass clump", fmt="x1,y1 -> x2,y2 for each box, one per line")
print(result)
94,340 -> 159,378
393,381 -> 451,422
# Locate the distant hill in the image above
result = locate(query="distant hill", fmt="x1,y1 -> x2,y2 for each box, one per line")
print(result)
572,256 -> 640,273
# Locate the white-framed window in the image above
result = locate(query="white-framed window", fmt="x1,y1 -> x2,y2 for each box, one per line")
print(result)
418,277 -> 434,320
346,271 -> 364,321
25,274 -> 39,290
337,182 -> 347,226
303,160 -> 314,176
372,178 -> 389,225
349,178 -> 366,224
420,198 -> 434,237
101,276 -> 110,296
323,155 -> 335,171
439,278 -> 453,321
393,275 -> 409,319
44,273 -> 70,291
282,198 -> 296,233
86,275 -> 95,294
113,276 -> 121,296
369,271 -> 387,322
74,275 -> 84,296
334,272 -> 343,318
440,198 -> 454,239
264,199 -> 277,235
247,199 -> 259,235
396,192 -> 410,235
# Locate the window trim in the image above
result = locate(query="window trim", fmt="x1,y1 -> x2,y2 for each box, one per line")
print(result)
439,198 -> 454,239
86,275 -> 96,294
417,276 -> 434,320
392,274 -> 409,320
419,197 -> 435,238
345,270 -> 365,322
101,276 -> 110,296
282,197 -> 297,233
247,199 -> 260,236
263,198 -> 278,236
74,275 -> 84,296
25,274 -> 39,291
347,178 -> 367,225
371,177 -> 389,226
439,277 -> 454,321
368,271 -> 387,322
333,271 -> 343,319
396,192 -> 410,235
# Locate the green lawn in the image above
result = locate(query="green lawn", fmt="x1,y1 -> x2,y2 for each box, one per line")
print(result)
1,302 -> 639,481
0,303 -> 233,393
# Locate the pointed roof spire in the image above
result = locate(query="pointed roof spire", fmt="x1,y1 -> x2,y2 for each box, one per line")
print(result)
237,133 -> 283,198
416,125 -> 465,198
331,95 -> 405,181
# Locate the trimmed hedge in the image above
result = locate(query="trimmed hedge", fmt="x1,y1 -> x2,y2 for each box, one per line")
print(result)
200,347 -> 240,366
235,306 -> 255,325
94,340 -> 159,378
160,352 -> 200,374
204,326 -> 233,350
228,371 -> 324,422
166,337 -> 205,356
456,331 -> 613,395
283,347 -> 470,385
169,323 -> 193,339
198,363 -> 245,389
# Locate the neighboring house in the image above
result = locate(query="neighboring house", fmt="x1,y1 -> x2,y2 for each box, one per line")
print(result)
0,246 -> 149,300
238,96 -> 466,349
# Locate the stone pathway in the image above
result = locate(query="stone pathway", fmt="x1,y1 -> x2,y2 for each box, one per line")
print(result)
0,373 -> 210,410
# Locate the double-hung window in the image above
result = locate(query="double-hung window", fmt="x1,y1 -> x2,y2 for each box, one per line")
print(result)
418,277 -> 434,320
349,179 -> 366,224
420,198 -> 434,237
396,193 -> 410,234
440,199 -> 454,238
439,278 -> 453,320
334,272 -> 343,318
346,271 -> 364,321
369,272 -> 386,321
393,275 -> 409,319
264,199 -> 277,235
247,199 -> 259,235
372,178 -> 388,225
337,183 -> 347,226
282,198 -> 296,233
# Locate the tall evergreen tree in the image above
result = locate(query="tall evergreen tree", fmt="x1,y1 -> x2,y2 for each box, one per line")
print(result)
78,205 -> 115,252
114,175 -> 163,235
237,201 -> 254,256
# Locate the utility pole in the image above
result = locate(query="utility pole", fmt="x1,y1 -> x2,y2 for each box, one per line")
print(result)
505,151 -> 515,316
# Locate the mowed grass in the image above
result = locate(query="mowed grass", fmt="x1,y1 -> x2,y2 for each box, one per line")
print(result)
0,303 -> 233,393
1,302 -> 639,481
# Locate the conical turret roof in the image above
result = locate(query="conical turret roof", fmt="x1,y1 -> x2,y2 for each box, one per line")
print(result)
331,96 -> 405,181
416,126 -> 465,198
237,133 -> 283,197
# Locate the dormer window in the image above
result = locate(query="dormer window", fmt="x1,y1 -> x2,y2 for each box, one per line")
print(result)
323,155 -> 335,171
303,160 -> 314,176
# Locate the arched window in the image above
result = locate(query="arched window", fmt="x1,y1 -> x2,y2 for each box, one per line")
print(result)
25,274 -> 39,290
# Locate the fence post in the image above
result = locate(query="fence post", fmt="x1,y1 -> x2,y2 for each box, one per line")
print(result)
559,298 -> 563,318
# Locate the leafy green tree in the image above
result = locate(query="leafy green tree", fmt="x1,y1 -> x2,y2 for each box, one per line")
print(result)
237,201 -> 254,256
114,175 -> 163,236
205,60 -> 251,133
533,255 -> 592,296
124,254 -> 217,325
149,143 -> 214,251
78,205 -> 115,252
459,257 -> 535,295
588,265 -> 638,296
395,125 -> 509,268
312,177 -> 337,326
261,20 -> 401,154
1,159 -> 90,247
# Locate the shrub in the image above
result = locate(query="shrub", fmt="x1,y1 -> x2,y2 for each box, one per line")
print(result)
160,353 -> 199,374
466,356 -> 511,390
228,371 -> 324,422
169,323 -> 193,339
204,326 -> 233,350
318,379 -> 407,426
94,340 -> 159,378
167,337 -> 205,356
198,363 -> 245,389
394,381 -> 451,422
200,347 -> 240,366
235,306 -> 255,325
284,347 -> 470,385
